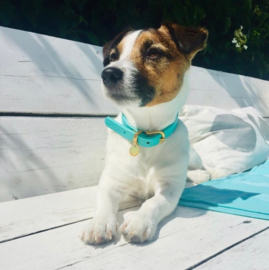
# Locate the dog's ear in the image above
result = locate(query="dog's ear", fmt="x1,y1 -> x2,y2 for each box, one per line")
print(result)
103,28 -> 133,67
161,22 -> 208,59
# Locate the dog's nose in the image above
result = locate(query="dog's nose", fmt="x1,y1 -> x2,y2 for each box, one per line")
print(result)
101,67 -> 123,87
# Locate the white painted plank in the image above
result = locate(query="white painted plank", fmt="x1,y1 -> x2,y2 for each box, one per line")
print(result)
196,229 -> 269,270
188,67 -> 269,117
0,186 -> 97,242
1,26 -> 269,116
0,186 -> 141,243
0,26 -> 118,115
1,115 -> 268,202
0,206 -> 267,270
0,116 -> 107,202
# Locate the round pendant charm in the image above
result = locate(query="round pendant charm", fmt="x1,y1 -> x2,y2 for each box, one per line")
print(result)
130,144 -> 139,156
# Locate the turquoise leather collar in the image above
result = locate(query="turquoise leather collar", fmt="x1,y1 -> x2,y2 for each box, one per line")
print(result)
105,114 -> 179,148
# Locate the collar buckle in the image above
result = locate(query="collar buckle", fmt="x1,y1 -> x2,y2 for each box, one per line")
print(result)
130,130 -> 165,156
145,130 -> 166,144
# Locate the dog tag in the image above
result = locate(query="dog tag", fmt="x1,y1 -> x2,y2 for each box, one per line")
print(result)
130,144 -> 139,156
130,130 -> 143,157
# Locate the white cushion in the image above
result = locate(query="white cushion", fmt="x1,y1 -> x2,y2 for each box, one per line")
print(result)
180,105 -> 269,179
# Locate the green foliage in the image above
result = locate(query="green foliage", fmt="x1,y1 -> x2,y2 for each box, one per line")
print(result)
0,0 -> 268,80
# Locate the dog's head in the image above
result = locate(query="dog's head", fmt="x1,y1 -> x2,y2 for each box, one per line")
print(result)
101,22 -> 208,108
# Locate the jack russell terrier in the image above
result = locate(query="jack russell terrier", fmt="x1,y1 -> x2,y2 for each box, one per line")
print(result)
81,22 -> 208,244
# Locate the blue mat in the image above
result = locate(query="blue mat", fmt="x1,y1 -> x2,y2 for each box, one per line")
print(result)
179,159 -> 269,220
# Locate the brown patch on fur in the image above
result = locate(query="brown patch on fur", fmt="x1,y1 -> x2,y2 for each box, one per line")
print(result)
128,24 -> 208,106
163,22 -> 208,60
128,28 -> 188,106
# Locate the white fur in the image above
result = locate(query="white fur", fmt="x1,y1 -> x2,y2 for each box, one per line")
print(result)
103,31 -> 143,108
81,32 -> 190,244
123,71 -> 190,131
120,30 -> 142,60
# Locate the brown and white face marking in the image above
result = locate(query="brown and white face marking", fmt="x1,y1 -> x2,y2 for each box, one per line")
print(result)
101,22 -> 208,108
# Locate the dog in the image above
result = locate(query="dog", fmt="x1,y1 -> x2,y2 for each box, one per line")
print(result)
81,22 -> 208,244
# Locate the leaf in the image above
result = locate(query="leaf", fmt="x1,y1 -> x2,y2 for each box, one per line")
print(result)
22,1 -> 38,28
223,17 -> 231,34
242,0 -> 252,13
163,8 -> 173,22
0,1 -> 15,25
221,0 -> 233,15
204,56 -> 211,64
172,2 -> 186,23
106,0 -> 118,9
70,0 -> 89,13
195,5 -> 206,21
85,31 -> 99,45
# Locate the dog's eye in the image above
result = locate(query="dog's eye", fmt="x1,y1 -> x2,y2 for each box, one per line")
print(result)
146,48 -> 162,59
110,52 -> 118,62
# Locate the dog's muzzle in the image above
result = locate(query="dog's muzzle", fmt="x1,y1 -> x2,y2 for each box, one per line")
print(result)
101,67 -> 123,88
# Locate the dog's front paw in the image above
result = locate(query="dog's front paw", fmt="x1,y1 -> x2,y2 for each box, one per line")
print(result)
120,211 -> 157,243
81,215 -> 118,245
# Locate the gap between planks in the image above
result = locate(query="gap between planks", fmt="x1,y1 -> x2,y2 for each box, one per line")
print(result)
194,228 -> 269,270
0,113 -> 117,117
0,202 -> 140,244
1,190 -> 269,270
0,186 -> 141,243
1,207 -> 267,270
187,225 -> 269,270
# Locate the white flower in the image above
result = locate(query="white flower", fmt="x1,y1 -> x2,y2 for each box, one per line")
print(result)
240,25 -> 243,29
243,45 -> 248,50
232,38 -> 237,43
236,43 -> 240,48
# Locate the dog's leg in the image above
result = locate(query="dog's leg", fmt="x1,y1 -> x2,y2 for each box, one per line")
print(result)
81,170 -> 122,245
120,181 -> 185,243
187,169 -> 211,184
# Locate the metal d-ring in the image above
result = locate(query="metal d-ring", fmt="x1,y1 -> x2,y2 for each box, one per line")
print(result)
145,130 -> 165,144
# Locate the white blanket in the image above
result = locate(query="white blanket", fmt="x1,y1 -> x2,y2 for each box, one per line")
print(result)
179,105 -> 269,183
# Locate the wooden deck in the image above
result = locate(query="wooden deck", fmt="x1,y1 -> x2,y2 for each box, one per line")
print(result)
0,186 -> 268,270
1,26 -> 269,270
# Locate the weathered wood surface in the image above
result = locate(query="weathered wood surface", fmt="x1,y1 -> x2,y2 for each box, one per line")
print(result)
1,26 -> 269,117
0,186 -> 268,270
1,116 -> 269,203
196,229 -> 269,270
2,116 -> 269,203
0,186 -> 96,242
0,26 -> 118,115
0,116 -> 107,202
187,67 -> 269,117
0,186 -> 141,243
